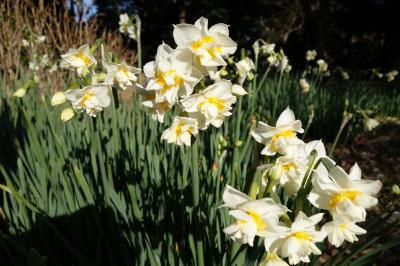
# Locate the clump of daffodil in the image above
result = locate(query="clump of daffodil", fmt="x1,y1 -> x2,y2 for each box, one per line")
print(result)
53,43 -> 141,122
140,17 -> 247,146
221,107 -> 383,265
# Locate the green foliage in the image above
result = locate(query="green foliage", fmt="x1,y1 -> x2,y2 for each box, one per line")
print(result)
0,72 -> 399,265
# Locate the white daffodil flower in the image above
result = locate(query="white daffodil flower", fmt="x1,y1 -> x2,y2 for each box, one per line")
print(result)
251,107 -> 304,156
173,17 -> 237,68
363,118 -> 380,131
104,61 -> 141,90
316,59 -> 328,73
181,80 -> 237,129
127,25 -> 136,40
220,186 -> 288,247
308,163 -> 382,222
119,14 -> 130,33
298,78 -> 310,93
161,116 -> 198,146
386,70 -> 398,82
61,107 -> 75,122
259,252 -> 289,266
305,50 -> 317,61
262,43 -> 276,55
144,43 -> 201,104
263,212 -> 326,265
51,92 -> 67,106
322,219 -> 366,247
22,39 -> 30,47
342,71 -> 350,80
65,84 -> 111,117
235,57 -> 255,85
61,44 -> 96,76
142,91 -> 170,123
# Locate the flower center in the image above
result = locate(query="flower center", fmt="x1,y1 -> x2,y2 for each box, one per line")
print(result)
270,130 -> 295,150
77,53 -> 93,66
282,162 -> 297,172
191,35 -> 214,51
81,92 -> 95,108
247,211 -> 266,231
155,70 -> 183,94
329,191 -> 362,208
292,231 -> 312,241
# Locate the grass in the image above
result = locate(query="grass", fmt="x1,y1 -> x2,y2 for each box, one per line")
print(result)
0,71 -> 399,265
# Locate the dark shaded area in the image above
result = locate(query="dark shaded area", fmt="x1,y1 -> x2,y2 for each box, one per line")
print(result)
0,206 -> 134,266
92,0 -> 400,70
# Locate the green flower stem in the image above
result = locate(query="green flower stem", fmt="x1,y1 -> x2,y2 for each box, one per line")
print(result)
191,139 -> 204,266
293,151 -> 318,217
328,113 -> 353,158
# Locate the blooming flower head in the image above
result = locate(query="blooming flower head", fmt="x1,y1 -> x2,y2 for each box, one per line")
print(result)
61,44 -> 96,76
363,118 -> 380,131
105,61 -> 141,90
259,252 -> 289,266
308,163 -> 382,222
386,70 -> 398,82
65,84 -> 111,117
141,91 -> 170,123
316,59 -> 328,73
119,14 -> 130,32
144,43 -> 201,104
161,116 -> 198,146
298,78 -> 310,93
221,186 -> 288,246
173,17 -> 237,68
181,80 -> 237,129
322,219 -> 366,247
251,108 -> 304,156
305,50 -> 317,61
263,212 -> 326,265
235,57 -> 255,85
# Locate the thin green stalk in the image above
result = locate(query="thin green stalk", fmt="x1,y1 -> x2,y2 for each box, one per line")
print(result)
328,113 -> 353,158
191,139 -> 204,266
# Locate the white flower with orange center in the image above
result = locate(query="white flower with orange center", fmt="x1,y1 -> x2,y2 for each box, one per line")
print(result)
105,62 -> 141,90
65,84 -> 111,117
263,212 -> 326,265
144,43 -> 200,104
308,163 -> 382,222
61,44 -> 96,76
173,17 -> 237,69
220,186 -> 288,247
181,80 -> 237,129
161,116 -> 198,146
251,108 -> 304,156
322,219 -> 366,247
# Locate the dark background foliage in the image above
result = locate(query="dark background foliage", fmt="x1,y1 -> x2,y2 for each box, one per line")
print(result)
88,0 -> 400,71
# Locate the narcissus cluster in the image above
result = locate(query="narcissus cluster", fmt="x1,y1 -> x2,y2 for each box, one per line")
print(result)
221,107 -> 382,265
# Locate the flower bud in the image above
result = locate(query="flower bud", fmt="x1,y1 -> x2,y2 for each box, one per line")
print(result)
268,164 -> 283,181
13,88 -> 27,98
51,92 -> 67,106
232,84 -> 247,96
392,184 -> 400,196
61,107 -> 75,122
235,140 -> 243,147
